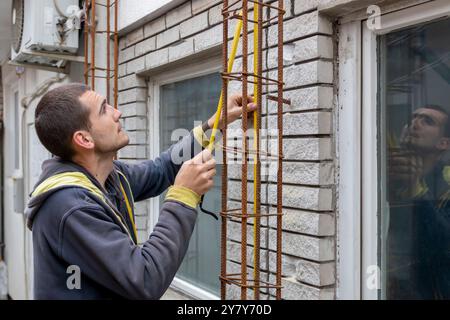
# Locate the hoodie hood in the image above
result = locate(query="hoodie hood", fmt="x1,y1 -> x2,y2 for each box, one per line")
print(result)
25,157 -> 106,230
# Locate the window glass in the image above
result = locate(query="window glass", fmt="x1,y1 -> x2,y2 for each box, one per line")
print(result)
379,18 -> 450,299
160,72 -> 222,295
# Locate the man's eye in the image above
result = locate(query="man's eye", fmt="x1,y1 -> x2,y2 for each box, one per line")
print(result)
424,117 -> 434,125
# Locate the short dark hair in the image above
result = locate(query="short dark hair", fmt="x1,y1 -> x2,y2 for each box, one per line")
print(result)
423,104 -> 450,137
35,83 -> 91,160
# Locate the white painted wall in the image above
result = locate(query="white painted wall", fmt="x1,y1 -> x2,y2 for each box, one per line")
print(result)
118,0 -> 184,31
119,0 -> 172,30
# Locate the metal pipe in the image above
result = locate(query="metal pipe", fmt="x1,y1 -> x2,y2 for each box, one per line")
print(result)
106,0 -> 111,103
90,0 -> 96,90
84,0 -> 89,84
114,0 -> 118,109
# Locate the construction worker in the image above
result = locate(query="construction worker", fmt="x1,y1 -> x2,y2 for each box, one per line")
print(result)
25,83 -> 256,299
387,105 -> 450,299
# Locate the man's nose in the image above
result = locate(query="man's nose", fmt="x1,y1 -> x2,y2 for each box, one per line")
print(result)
114,107 -> 122,120
411,117 -> 421,130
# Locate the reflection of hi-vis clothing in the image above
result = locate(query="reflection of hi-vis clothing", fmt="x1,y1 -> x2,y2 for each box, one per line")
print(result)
388,161 -> 450,299
25,126 -> 209,300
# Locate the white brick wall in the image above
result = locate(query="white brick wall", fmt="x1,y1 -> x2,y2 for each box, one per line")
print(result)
117,0 -> 339,299
135,37 -> 156,57
166,2 -> 192,28
145,48 -> 169,69
295,0 -> 320,14
156,25 -> 181,48
192,0 -> 222,15
168,38 -> 194,62
144,16 -> 166,38
223,0 -> 336,299
180,12 -> 208,38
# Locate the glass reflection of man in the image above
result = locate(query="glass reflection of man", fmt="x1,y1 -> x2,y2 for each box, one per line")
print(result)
388,105 -> 450,299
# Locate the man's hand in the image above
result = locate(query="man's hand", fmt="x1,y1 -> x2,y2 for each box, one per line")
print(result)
207,94 -> 258,130
388,148 -> 425,200
174,149 -> 216,196
388,149 -> 424,184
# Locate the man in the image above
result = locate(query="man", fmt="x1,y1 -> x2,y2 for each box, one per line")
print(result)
25,83 -> 256,299
388,105 -> 450,299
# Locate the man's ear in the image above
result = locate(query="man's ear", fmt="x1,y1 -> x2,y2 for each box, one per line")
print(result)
437,137 -> 450,151
72,130 -> 94,151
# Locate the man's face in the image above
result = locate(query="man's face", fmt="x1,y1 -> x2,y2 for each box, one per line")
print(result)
405,107 -> 449,152
79,90 -> 129,154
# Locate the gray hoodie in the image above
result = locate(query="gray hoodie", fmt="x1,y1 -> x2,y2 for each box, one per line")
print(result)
25,130 -> 203,299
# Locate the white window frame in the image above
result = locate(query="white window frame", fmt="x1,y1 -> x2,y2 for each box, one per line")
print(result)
337,0 -> 450,300
147,55 -> 222,300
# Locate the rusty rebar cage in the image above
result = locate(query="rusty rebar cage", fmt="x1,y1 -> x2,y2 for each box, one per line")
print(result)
220,0 -> 286,300
83,0 -> 119,109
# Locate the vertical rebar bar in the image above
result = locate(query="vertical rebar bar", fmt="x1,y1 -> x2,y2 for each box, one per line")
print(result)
90,0 -> 96,90
114,0 -> 118,109
84,0 -> 89,85
254,0 -> 263,300
241,0 -> 249,300
276,0 -> 284,301
106,0 -> 111,103
220,0 -> 229,301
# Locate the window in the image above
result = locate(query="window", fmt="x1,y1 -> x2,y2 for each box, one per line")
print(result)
338,0 -> 450,299
157,72 -> 222,297
379,18 -> 450,299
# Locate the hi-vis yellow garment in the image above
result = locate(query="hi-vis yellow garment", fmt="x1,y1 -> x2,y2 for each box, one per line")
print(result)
32,172 -> 105,199
32,171 -> 138,243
